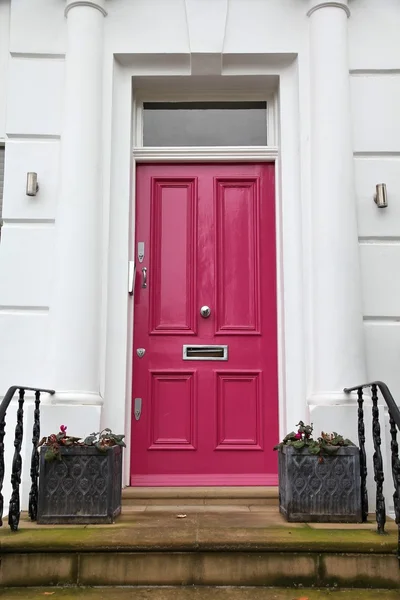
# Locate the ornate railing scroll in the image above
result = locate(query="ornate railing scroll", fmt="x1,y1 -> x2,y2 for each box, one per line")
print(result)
0,386 -> 55,531
344,381 -> 400,560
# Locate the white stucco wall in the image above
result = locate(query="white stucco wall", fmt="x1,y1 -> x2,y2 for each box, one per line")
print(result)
0,0 -> 307,440
0,0 -> 399,508
0,0 -> 10,142
349,1 -> 400,399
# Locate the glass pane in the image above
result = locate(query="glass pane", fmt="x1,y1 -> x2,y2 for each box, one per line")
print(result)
142,102 -> 267,147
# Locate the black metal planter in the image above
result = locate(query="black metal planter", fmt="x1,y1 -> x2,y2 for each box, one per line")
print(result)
37,445 -> 122,524
278,445 -> 362,523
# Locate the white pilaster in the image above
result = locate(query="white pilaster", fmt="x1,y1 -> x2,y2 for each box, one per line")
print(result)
50,0 -> 107,405
307,0 -> 367,414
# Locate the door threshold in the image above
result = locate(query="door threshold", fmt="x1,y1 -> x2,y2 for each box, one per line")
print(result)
124,486 -> 279,496
130,474 -> 278,486
122,486 -> 279,506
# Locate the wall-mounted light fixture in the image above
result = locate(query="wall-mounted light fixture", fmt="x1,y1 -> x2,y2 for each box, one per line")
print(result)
26,172 -> 39,196
374,183 -> 388,208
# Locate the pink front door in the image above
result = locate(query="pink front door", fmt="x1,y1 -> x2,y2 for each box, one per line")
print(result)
131,163 -> 278,486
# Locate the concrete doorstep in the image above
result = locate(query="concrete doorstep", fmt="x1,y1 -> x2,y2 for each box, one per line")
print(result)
0,509 -> 398,590
122,486 -> 280,506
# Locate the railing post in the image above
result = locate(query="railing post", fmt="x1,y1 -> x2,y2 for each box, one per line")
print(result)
29,390 -> 41,521
346,381 -> 400,557
389,412 -> 400,560
357,387 -> 369,522
0,406 -> 5,527
8,388 -> 24,531
0,386 -> 55,530
371,384 -> 386,534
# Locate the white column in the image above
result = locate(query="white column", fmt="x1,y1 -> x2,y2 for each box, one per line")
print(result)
308,0 -> 367,411
50,0 -> 107,404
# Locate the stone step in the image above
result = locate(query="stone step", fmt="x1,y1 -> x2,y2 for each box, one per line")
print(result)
122,486 -> 279,506
1,587 -> 400,600
119,504 -> 276,516
1,510 -> 398,589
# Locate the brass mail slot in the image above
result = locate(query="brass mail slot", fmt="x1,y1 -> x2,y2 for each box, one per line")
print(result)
183,345 -> 228,361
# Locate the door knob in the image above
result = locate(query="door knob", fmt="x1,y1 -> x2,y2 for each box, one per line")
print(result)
200,306 -> 211,318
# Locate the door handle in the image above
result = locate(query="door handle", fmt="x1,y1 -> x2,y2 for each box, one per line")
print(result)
142,267 -> 147,289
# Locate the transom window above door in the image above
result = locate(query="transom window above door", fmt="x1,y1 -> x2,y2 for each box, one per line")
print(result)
142,101 -> 268,147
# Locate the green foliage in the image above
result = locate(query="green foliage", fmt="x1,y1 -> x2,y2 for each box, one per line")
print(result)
39,427 -> 126,462
43,447 -> 59,462
85,429 -> 127,453
308,443 -> 321,455
273,421 -> 354,458
292,440 -> 305,449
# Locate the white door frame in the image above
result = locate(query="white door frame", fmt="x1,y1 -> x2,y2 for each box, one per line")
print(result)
102,58 -> 306,486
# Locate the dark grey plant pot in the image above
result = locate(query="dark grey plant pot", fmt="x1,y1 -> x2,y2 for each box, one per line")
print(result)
37,445 -> 122,524
278,444 -> 362,523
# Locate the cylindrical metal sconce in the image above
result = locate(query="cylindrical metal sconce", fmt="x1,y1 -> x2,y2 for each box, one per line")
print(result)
374,184 -> 388,208
26,172 -> 39,196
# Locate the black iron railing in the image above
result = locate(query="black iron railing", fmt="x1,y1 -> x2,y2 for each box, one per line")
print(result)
0,386 -> 55,531
344,381 -> 400,559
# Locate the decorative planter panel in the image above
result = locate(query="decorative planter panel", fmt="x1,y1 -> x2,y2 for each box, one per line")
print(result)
37,445 -> 122,524
278,445 -> 362,523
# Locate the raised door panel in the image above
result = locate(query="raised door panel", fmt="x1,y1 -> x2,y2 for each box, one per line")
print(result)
149,371 -> 197,451
215,371 -> 263,450
215,178 -> 261,335
149,178 -> 197,335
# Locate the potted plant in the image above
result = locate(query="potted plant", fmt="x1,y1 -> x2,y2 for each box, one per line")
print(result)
274,421 -> 362,523
37,426 -> 125,524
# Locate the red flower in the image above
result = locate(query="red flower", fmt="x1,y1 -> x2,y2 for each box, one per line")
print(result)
60,425 -> 67,434
295,432 -> 302,440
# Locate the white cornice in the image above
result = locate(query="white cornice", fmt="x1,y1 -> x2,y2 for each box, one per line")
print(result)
307,2 -> 351,18
133,146 -> 279,163
307,392 -> 366,407
65,1 -> 107,18
50,391 -> 104,406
